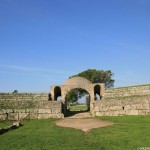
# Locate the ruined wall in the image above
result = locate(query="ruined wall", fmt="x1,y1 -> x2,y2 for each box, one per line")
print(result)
104,84 -> 150,98
0,93 -> 63,121
0,93 -> 49,101
93,84 -> 150,116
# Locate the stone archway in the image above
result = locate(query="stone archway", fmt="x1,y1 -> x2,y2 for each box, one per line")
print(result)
64,87 -> 91,117
50,77 -> 105,117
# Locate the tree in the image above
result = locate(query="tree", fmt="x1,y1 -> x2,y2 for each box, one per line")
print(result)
66,89 -> 78,103
70,69 -> 114,88
66,88 -> 88,103
13,90 -> 18,94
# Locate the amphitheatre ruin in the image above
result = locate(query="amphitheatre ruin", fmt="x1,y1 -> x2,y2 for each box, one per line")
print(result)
0,77 -> 150,121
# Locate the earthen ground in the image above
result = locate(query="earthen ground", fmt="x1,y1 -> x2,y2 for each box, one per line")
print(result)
55,118 -> 115,132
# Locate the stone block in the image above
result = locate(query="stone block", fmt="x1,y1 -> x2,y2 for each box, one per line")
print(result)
138,110 -> 150,115
130,105 -> 137,110
136,104 -> 143,110
25,109 -> 30,113
0,109 -> 6,114
126,110 -> 138,115
142,90 -> 150,94
105,111 -> 114,116
38,109 -> 52,113
6,109 -> 13,113
38,113 -> 52,119
98,106 -> 104,110
124,105 -> 131,110
8,113 -> 19,121
44,104 -> 52,109
14,109 -> 25,113
94,106 -> 99,111
52,108 -> 61,114
113,111 -> 120,116
95,111 -> 103,116
0,114 -> 7,121
117,110 -> 126,116
141,104 -> 149,110
102,106 -> 109,111
30,113 -> 38,119
52,114 -> 62,118
109,106 -> 122,111
19,113 -> 30,120
136,104 -> 149,110
53,102 -> 61,108
29,109 -> 39,113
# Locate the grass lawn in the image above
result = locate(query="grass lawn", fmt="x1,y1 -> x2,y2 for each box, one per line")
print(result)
0,116 -> 150,150
0,121 -> 13,128
69,104 -> 88,111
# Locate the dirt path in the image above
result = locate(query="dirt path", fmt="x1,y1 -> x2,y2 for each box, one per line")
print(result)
55,118 -> 115,132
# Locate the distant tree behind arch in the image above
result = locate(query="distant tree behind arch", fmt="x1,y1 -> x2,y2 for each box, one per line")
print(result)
66,88 -> 89,103
70,69 -> 115,88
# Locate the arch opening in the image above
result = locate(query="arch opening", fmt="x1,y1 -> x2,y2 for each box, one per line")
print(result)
54,86 -> 62,100
94,85 -> 101,100
64,88 -> 91,117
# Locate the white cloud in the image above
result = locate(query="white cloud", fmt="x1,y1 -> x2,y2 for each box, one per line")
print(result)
0,64 -> 75,76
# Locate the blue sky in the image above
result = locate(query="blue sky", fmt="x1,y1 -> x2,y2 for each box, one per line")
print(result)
0,0 -> 150,92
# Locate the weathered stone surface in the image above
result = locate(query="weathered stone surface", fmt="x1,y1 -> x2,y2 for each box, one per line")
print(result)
104,85 -> 150,98
95,112 -> 103,116
52,108 -> 61,114
30,113 -> 38,119
138,110 -> 150,115
29,109 -> 39,113
8,113 -> 19,121
38,113 -> 52,119
93,84 -> 150,117
0,95 -> 62,121
19,113 -> 30,120
14,109 -> 26,113
105,111 -> 114,116
0,114 -> 7,121
0,110 -> 6,114
126,110 -> 139,115
109,106 -> 123,111
1,84 -> 150,120
38,109 -> 51,113
124,105 -> 132,110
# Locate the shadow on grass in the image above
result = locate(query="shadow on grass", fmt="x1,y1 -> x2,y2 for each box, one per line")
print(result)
65,109 -> 89,117
0,123 -> 23,135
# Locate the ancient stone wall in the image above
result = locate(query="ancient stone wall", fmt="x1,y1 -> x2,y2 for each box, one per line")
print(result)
0,93 -> 49,101
93,84 -> 150,116
104,84 -> 150,98
1,84 -> 150,119
0,93 -> 63,121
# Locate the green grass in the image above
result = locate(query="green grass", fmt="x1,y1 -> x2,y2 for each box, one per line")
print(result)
0,100 -> 36,109
0,121 -> 13,128
0,116 -> 150,150
99,115 -> 150,123
69,104 -> 88,111
111,83 -> 150,89
105,94 -> 150,100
